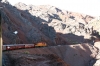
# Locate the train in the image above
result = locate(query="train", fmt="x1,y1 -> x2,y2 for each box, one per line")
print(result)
2,44 -> 35,51
2,42 -> 47,51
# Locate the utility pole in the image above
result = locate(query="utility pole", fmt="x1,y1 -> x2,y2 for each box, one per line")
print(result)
0,7 -> 3,66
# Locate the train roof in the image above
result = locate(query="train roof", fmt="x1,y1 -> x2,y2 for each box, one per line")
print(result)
3,44 -> 34,46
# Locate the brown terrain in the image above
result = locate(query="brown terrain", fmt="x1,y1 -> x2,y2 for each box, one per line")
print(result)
1,0 -> 100,66
3,44 -> 98,66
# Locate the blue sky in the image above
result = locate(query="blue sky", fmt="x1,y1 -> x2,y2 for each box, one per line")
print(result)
7,0 -> 100,16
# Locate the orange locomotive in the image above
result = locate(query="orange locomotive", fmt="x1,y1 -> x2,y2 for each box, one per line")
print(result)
35,42 -> 47,47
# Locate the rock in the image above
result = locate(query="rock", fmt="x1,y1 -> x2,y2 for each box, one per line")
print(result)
88,59 -> 97,66
1,0 -> 9,4
93,59 -> 100,66
15,2 -> 27,10
96,51 -> 100,59
40,24 -> 56,41
2,54 -> 11,66
93,41 -> 100,66
94,42 -> 100,50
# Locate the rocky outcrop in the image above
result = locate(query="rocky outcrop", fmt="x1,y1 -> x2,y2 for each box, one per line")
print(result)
15,2 -> 95,35
93,59 -> 100,66
93,41 -> 100,66
1,1 -> 97,45
88,19 -> 100,35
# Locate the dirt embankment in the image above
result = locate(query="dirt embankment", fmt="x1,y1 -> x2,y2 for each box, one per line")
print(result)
3,43 -> 98,66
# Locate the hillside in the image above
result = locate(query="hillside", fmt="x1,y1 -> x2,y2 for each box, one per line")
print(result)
3,43 -> 98,66
1,0 -> 100,66
1,1 -> 98,45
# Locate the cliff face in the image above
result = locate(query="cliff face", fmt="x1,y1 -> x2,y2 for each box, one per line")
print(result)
1,1 -> 96,45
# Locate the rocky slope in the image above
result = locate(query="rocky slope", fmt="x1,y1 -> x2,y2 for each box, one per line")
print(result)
93,41 -> 100,66
1,1 -> 98,45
